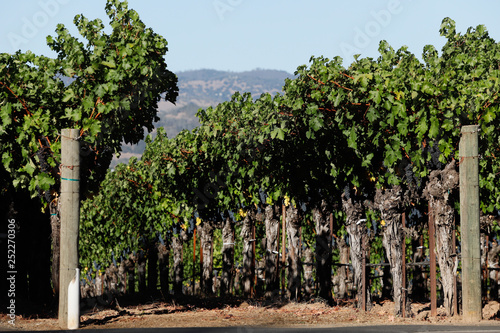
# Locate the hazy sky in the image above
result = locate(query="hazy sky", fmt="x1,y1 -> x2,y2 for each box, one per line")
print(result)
1,1 -> 499,74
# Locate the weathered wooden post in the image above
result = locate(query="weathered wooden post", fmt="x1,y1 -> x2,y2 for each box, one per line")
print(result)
429,206 -> 437,317
453,216 -> 458,316
459,125 -> 482,322
58,129 -> 80,329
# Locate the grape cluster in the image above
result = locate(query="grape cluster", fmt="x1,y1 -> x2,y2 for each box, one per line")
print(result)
258,188 -> 267,204
426,143 -> 443,170
343,185 -> 351,200
403,164 -> 419,188
35,147 -> 52,174
111,251 -> 117,267
158,233 -> 165,246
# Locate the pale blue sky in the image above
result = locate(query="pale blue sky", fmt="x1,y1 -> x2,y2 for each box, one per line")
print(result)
1,1 -> 499,74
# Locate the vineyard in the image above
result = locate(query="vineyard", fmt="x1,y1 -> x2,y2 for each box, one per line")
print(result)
2,0 -> 500,322
78,17 -> 500,318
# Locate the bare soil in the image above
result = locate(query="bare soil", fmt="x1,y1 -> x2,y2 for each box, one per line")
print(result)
2,297 -> 500,331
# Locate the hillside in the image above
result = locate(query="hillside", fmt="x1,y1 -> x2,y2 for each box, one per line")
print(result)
112,69 -> 292,166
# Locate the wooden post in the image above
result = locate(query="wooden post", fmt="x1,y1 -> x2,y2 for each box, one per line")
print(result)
402,212 -> 406,318
58,129 -> 80,329
459,125 -> 482,322
429,205 -> 437,317
453,216 -> 458,316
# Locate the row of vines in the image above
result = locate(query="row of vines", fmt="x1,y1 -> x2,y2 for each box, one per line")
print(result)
80,18 -> 500,318
0,0 -> 178,304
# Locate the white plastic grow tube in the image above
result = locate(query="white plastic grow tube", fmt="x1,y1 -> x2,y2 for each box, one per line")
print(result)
67,268 -> 80,330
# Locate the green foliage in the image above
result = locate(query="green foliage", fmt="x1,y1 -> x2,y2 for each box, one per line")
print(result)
79,157 -> 184,271
0,0 -> 177,206
79,18 -> 500,285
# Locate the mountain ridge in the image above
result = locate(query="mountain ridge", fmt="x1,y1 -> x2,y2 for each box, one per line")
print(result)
112,68 -> 293,166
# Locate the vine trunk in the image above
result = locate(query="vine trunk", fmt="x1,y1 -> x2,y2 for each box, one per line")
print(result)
264,204 -> 280,297
286,204 -> 302,301
313,199 -> 332,302
375,185 -> 410,317
423,161 -> 459,316
221,216 -> 235,296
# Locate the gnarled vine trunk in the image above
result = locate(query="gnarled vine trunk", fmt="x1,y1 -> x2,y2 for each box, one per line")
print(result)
264,205 -> 280,297
303,246 -> 314,300
375,185 -> 410,317
240,211 -> 254,297
200,220 -> 215,296
104,264 -> 119,295
137,251 -> 147,293
313,199 -> 332,302
412,236 -> 427,301
423,161 -> 459,316
221,216 -> 235,296
334,237 -> 349,299
488,237 -> 500,299
147,243 -> 158,293
49,200 -> 60,295
124,256 -> 136,294
286,204 -> 302,301
157,242 -> 169,298
118,260 -> 127,294
172,230 -> 187,296
341,193 -> 368,308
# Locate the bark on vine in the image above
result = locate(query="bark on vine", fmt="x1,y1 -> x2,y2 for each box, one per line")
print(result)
341,193 -> 368,308
221,216 -> 235,296
124,256 -> 136,294
200,220 -> 215,296
49,199 -> 60,295
333,236 -> 349,299
313,199 -> 332,302
286,204 -> 302,301
104,264 -> 119,295
240,211 -> 255,297
374,185 -> 410,317
137,251 -> 147,293
423,161 -> 459,316
147,243 -> 158,293
172,229 -> 187,296
264,204 -> 280,297
157,242 -> 169,298
488,237 -> 500,298
303,246 -> 314,300
118,260 -> 127,294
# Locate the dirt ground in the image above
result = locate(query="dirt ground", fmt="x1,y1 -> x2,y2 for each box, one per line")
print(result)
2,297 -> 500,331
